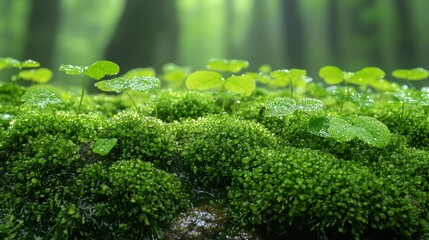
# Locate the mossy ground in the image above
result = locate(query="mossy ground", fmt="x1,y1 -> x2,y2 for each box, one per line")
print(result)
0,82 -> 429,239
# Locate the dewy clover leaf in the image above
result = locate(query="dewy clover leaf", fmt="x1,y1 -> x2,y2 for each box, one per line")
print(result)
265,97 -> 325,118
94,76 -> 161,114
0,57 -> 52,83
21,87 -> 62,118
59,60 -> 119,114
93,138 -> 117,155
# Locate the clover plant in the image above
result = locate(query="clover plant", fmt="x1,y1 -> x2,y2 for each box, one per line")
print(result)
59,60 -> 119,114
392,67 -> 429,88
92,138 -> 117,155
20,87 -> 62,118
0,57 -> 52,83
161,63 -> 191,89
206,58 -> 249,73
270,68 -> 309,98
94,76 -> 160,114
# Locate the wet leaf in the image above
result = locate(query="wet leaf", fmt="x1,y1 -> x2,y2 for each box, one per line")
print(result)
353,116 -> 391,148
21,88 -> 62,108
265,97 -> 297,117
93,138 -> 117,155
59,64 -> 84,75
308,117 -> 331,138
297,98 -> 325,117
95,76 -> 160,93
328,117 -> 356,142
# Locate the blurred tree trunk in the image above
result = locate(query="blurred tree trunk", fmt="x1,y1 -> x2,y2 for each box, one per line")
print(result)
105,0 -> 178,72
23,0 -> 60,66
281,0 -> 305,68
392,0 -> 417,68
0,0 -> 31,58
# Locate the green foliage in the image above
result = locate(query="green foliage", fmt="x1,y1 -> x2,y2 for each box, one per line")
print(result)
265,97 -> 325,118
0,57 -> 52,83
56,160 -> 189,239
155,90 -> 221,122
92,138 -> 117,155
20,87 -> 62,109
206,58 -> 249,73
17,68 -> 53,83
228,147 -> 428,239
161,63 -> 191,89
170,114 -> 279,191
392,67 -> 429,81
122,67 -> 156,78
186,70 -> 224,90
101,112 -> 177,169
59,60 -> 120,114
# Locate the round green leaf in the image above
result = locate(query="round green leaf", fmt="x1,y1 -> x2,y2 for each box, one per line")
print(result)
328,117 -> 356,142
392,68 -> 429,81
264,97 -> 297,117
21,88 -> 62,108
348,67 -> 385,86
21,59 -> 40,68
0,57 -> 20,69
224,75 -> 256,96
84,60 -> 120,80
206,58 -> 249,73
93,138 -> 117,155
18,68 -> 53,83
185,70 -> 223,90
369,79 -> 400,92
162,63 -> 191,82
123,67 -> 156,79
319,66 -> 344,85
297,98 -> 325,117
352,116 -> 391,148
59,64 -> 84,75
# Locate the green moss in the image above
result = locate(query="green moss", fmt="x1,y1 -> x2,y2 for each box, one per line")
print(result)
170,114 -> 279,193
228,147 -> 429,239
154,90 -> 221,122
53,160 -> 189,239
101,111 -> 177,169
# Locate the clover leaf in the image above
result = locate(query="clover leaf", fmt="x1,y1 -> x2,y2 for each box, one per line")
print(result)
93,138 -> 117,155
185,70 -> 223,91
206,58 -> 249,73
21,87 -> 62,109
224,75 -> 255,97
18,68 -> 53,83
319,66 -> 344,85
392,68 -> 429,81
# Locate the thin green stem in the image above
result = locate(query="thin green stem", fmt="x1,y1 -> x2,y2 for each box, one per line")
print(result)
125,91 -> 140,114
77,75 -> 85,115
289,77 -> 294,98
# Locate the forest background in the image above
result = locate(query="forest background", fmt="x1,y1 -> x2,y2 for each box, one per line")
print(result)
1,0 -> 428,87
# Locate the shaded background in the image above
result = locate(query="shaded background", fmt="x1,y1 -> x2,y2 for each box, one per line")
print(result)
1,0 -> 429,86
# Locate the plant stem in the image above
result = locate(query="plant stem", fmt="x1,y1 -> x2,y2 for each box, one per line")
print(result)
125,91 -> 140,114
289,77 -> 294,98
77,75 -> 85,115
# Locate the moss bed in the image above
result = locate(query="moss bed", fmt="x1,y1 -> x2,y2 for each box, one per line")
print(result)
1,82 -> 429,240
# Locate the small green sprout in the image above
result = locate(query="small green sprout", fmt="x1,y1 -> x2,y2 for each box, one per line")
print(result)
270,69 -> 308,98
17,68 -> 53,84
161,63 -> 191,89
94,76 -> 161,114
319,66 -> 386,90
392,67 -> 429,88
0,57 -> 52,83
93,138 -> 117,155
59,60 -> 120,114
185,69 -> 256,111
206,58 -> 249,73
